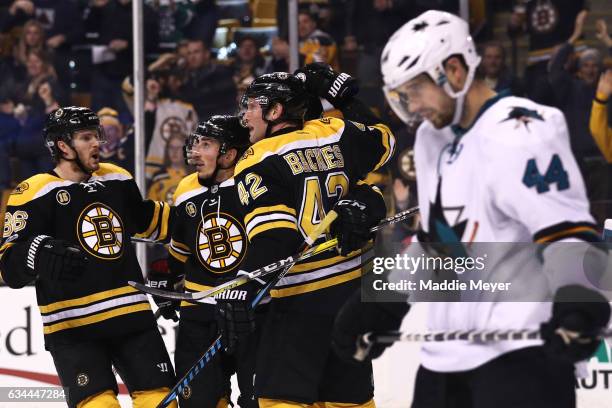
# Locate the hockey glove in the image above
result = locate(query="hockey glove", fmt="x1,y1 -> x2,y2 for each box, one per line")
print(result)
540,285 -> 611,363
333,288 -> 409,364
330,188 -> 385,256
147,258 -> 181,322
294,62 -> 358,108
26,235 -> 88,282
214,271 -> 258,354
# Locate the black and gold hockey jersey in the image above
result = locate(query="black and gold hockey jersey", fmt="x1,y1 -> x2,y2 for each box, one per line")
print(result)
0,163 -> 171,345
169,173 -> 248,322
234,117 -> 394,311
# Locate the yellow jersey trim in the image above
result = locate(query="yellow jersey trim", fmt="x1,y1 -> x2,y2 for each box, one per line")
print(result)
39,286 -> 139,314
7,174 -> 63,206
173,173 -> 202,204
235,118 -> 345,176
244,204 -> 297,226
271,268 -> 362,297
43,302 -> 151,334
248,220 -> 298,241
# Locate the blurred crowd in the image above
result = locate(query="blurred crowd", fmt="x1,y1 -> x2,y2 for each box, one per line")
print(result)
0,0 -> 611,236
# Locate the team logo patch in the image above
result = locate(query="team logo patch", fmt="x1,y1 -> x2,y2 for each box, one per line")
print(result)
76,373 -> 89,387
196,212 -> 247,273
11,182 -> 29,195
181,385 -> 192,399
77,203 -> 124,260
186,202 -> 197,217
239,147 -> 254,162
56,190 -> 71,205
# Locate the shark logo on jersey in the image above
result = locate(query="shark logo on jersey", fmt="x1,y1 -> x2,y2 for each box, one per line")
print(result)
500,107 -> 544,131
77,202 -> 124,260
196,212 -> 247,273
428,179 -> 469,249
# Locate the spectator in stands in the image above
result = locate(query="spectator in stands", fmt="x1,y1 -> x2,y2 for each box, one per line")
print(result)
298,7 -> 339,70
479,41 -> 524,96
0,88 -> 20,189
12,19 -> 45,70
147,0 -> 195,53
13,49 -> 64,180
344,0 -> 413,110
179,39 -> 235,120
147,133 -> 188,205
98,107 -> 134,172
231,35 -> 273,101
183,0 -> 217,49
508,0 -> 587,105
85,0 -> 158,121
590,69 -> 612,163
549,11 -> 610,223
0,0 -> 35,32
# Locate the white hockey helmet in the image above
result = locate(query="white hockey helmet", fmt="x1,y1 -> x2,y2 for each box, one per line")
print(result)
381,10 -> 481,125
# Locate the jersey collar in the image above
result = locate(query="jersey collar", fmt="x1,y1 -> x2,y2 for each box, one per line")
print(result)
450,89 -> 511,138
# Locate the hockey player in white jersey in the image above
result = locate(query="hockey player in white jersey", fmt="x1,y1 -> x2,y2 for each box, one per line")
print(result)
332,10 -> 611,408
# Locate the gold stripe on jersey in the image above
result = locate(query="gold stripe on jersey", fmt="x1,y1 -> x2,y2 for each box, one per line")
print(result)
369,123 -> 394,171
271,268 -> 362,297
43,303 -> 151,335
39,286 -> 139,313
287,248 -> 362,274
249,220 -> 298,241
93,162 -> 133,178
139,201 -> 161,237
535,226 -> 599,243
0,241 -> 14,258
158,203 -> 171,241
169,246 -> 188,263
244,204 -> 297,226
7,173 -> 64,206
235,118 -> 345,177
173,173 -> 204,206
185,280 -> 214,292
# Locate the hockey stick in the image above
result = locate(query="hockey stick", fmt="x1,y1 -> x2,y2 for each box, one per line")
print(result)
353,328 -> 612,361
130,206 -> 420,302
155,212 -> 338,408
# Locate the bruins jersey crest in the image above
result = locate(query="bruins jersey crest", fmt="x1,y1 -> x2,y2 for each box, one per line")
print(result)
196,212 -> 246,273
77,202 -> 124,259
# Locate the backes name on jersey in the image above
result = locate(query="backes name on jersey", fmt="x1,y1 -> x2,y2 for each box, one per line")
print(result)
283,144 -> 345,176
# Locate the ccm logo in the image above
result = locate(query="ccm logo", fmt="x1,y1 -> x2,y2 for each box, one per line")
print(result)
328,73 -> 351,98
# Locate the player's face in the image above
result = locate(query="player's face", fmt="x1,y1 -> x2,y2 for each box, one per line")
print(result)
71,129 -> 102,172
386,74 -> 455,129
242,97 -> 267,143
190,136 -> 221,179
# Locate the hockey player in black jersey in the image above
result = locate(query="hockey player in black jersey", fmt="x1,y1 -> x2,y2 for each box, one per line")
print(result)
0,106 -> 177,408
212,67 -> 395,408
148,115 -> 259,407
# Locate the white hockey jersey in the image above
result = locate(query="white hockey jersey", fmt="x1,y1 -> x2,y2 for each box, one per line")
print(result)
412,94 -> 598,371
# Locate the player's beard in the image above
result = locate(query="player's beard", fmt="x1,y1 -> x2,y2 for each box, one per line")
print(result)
430,97 -> 456,129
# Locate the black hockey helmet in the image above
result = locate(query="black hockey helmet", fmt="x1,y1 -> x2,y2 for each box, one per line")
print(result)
240,72 -> 308,126
187,115 -> 250,157
43,106 -> 104,162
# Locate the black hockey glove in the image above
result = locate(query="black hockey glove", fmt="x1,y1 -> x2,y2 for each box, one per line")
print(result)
333,289 -> 409,364
330,190 -> 385,256
214,271 -> 258,354
295,62 -> 358,108
147,258 -> 181,322
540,285 -> 611,363
26,235 -> 88,282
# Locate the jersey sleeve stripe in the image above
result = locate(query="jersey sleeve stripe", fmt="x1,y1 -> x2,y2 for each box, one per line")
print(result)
137,201 -> 161,238
169,246 -> 188,263
244,204 -> 297,226
534,221 -> 600,243
246,213 -> 298,237
170,239 -> 190,253
39,286 -> 139,313
185,280 -> 214,292
248,220 -> 298,241
370,124 -> 395,171
42,303 -> 151,335
0,241 -> 14,259
271,268 -> 362,297
158,202 -> 171,241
